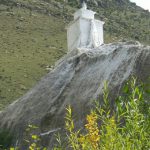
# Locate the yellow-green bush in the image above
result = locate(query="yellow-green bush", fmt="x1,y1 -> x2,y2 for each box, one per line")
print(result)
53,78 -> 150,150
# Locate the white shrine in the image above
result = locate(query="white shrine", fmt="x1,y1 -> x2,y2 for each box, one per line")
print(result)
66,2 -> 105,51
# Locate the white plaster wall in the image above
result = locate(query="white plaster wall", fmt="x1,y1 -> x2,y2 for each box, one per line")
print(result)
79,19 -> 104,48
74,10 -> 95,20
67,18 -> 104,51
82,10 -> 95,19
79,19 -> 91,47
95,20 -> 104,45
67,20 -> 80,51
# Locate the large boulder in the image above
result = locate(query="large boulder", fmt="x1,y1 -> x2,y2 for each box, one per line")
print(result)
0,41 -> 150,148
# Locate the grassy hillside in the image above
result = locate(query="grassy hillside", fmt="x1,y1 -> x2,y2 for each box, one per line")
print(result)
0,0 -> 149,110
0,0 -> 68,109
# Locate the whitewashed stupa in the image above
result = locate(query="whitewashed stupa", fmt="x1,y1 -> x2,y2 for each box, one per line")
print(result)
66,2 -> 105,51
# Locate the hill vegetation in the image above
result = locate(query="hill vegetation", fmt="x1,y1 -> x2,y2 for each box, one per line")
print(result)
0,0 -> 149,110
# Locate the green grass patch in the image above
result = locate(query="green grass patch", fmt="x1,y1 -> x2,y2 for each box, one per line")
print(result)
0,5 -> 67,110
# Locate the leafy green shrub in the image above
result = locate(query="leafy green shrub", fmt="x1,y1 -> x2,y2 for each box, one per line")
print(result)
53,78 -> 150,150
24,124 -> 47,150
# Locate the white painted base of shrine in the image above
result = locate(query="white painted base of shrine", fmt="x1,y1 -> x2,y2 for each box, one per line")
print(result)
67,17 -> 104,52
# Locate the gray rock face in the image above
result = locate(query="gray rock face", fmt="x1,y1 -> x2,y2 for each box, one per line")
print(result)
0,41 -> 150,147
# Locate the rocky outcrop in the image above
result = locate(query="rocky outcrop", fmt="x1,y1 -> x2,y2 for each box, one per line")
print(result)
0,41 -> 150,148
